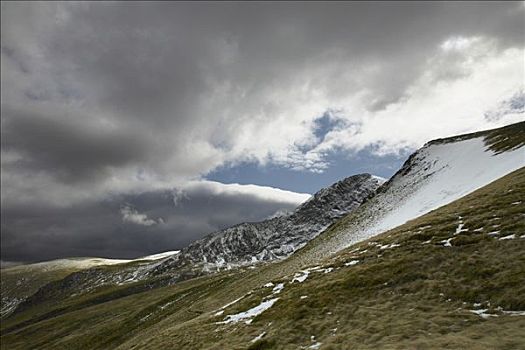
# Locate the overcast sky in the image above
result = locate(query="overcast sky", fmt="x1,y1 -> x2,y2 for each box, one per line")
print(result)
1,2 -> 524,263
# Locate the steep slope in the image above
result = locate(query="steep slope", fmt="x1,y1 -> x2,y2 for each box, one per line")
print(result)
1,122 -> 523,350
293,121 -> 525,263
122,167 -> 525,350
2,165 -> 523,350
153,174 -> 383,272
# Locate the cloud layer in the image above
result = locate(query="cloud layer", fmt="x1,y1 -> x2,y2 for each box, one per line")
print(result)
1,181 -> 309,262
1,2 -> 523,261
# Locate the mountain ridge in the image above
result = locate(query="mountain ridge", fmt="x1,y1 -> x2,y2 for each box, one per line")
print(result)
288,121 -> 525,266
2,164 -> 524,350
1,121 -> 524,350
152,173 -> 383,273
1,173 -> 383,318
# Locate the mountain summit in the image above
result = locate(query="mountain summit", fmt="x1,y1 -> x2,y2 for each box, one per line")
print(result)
154,174 -> 384,273
286,122 -> 525,267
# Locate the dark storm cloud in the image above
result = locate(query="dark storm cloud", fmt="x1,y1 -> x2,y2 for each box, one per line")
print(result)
1,2 -> 523,261
1,187 -> 303,262
1,105 -> 150,183
2,2 -> 523,180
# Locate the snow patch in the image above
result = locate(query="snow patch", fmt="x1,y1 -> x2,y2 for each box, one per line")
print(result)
214,294 -> 249,316
291,266 -> 322,283
371,175 -> 387,184
0,297 -> 21,318
470,309 -> 525,318
251,331 -> 267,343
470,309 -> 496,318
292,271 -> 310,283
218,298 -> 279,325
440,237 -> 455,247
272,283 -> 285,294
502,310 -> 525,316
454,222 -> 468,235
379,243 -> 401,250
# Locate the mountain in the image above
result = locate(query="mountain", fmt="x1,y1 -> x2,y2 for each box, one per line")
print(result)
290,121 -> 525,265
119,166 -> 524,350
0,174 -> 382,318
153,173 -> 384,273
1,122 -> 524,350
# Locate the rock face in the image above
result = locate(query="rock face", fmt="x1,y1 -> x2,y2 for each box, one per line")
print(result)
154,174 -> 384,273
4,174 -> 383,318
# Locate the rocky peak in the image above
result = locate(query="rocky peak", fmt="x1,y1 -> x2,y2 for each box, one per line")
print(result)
153,174 -> 383,274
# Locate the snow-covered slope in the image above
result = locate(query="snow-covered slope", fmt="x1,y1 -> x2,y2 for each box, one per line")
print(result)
153,174 -> 383,274
309,122 -> 525,257
368,137 -> 522,237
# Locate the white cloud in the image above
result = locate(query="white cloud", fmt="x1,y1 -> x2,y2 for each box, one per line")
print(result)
2,36 -> 521,212
120,205 -> 161,226
440,36 -> 480,52
1,2 -> 523,209
302,37 -> 524,158
189,35 -> 524,173
181,180 -> 311,204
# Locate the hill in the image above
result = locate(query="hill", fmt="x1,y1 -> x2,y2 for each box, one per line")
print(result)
1,121 -> 524,349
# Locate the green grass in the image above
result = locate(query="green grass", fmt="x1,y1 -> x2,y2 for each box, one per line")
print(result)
1,264 -> 89,318
120,167 -> 525,350
427,120 -> 525,154
2,167 -> 524,349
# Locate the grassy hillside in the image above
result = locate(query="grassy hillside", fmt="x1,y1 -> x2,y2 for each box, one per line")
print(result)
1,258 -> 127,318
2,166 -> 524,349
1,265 -> 78,318
0,257 -> 149,319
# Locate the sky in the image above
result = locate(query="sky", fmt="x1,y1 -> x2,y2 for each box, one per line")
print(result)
1,2 -> 524,263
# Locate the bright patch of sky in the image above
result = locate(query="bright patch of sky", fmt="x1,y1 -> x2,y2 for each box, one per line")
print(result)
208,111 -> 405,193
208,110 -> 407,193
207,148 -> 405,194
